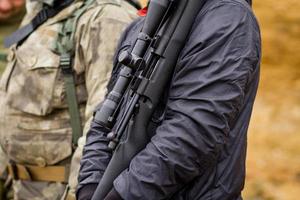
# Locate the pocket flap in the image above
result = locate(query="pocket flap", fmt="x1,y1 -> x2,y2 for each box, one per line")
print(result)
7,46 -> 61,116
16,45 -> 60,70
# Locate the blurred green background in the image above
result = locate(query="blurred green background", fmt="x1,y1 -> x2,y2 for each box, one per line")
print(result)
0,0 -> 299,199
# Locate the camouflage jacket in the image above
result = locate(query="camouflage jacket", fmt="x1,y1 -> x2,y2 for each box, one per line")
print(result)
0,0 -> 137,199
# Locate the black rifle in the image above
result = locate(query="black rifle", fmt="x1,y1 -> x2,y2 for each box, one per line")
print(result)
92,0 -> 206,199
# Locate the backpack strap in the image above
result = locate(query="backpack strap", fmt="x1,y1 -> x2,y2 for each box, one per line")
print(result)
56,0 -> 121,146
4,0 -> 74,48
59,53 -> 82,147
56,0 -> 96,147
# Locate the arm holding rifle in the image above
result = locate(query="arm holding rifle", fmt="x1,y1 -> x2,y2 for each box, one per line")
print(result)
113,3 -> 260,199
78,0 -> 261,199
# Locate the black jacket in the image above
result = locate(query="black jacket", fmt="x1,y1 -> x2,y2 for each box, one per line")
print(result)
78,0 -> 261,199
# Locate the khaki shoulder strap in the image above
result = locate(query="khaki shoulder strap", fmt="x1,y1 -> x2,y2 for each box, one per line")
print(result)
56,0 -> 96,147
55,0 -> 121,146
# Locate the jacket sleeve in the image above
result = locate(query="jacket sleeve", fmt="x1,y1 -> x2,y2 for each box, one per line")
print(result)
113,2 -> 260,199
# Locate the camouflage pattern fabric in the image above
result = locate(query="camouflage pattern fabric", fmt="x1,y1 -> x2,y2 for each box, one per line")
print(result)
0,0 -> 137,199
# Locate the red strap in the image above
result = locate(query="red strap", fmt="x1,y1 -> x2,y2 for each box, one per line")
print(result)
137,7 -> 148,17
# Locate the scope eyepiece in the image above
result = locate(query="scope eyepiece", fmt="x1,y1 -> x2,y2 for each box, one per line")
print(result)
118,51 -> 143,69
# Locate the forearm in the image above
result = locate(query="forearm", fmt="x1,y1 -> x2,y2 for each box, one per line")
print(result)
77,120 -> 112,192
113,107 -> 222,199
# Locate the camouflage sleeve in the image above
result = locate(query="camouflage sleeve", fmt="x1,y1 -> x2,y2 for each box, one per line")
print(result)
66,5 -> 136,197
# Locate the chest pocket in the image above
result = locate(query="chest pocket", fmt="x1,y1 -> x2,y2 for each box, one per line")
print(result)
5,26 -> 62,116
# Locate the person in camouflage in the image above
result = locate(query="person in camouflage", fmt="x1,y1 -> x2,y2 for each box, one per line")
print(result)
0,0 -> 138,199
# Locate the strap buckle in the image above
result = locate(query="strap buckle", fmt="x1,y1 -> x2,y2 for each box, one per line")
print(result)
60,54 -> 73,74
32,9 -> 49,26
39,9 -> 49,23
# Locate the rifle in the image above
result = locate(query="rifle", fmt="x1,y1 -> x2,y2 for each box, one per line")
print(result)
92,0 -> 206,199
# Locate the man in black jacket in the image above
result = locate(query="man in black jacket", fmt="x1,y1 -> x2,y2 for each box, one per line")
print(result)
77,0 -> 261,199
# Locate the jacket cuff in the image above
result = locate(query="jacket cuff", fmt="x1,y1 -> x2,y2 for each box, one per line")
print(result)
77,184 -> 98,200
